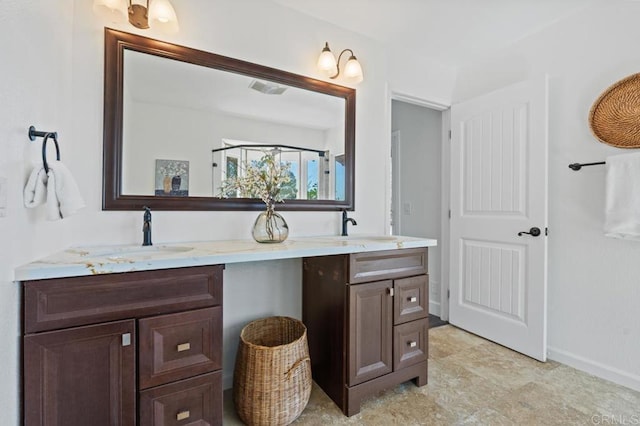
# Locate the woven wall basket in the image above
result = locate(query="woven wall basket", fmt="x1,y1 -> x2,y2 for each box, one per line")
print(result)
233,316 -> 312,426
589,72 -> 640,148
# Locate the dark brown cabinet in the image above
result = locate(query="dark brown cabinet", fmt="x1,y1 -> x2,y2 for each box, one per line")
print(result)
303,247 -> 429,416
24,320 -> 136,426
22,265 -> 224,426
348,280 -> 393,386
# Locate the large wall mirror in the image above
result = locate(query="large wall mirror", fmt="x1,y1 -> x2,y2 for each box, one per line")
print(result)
103,28 -> 355,211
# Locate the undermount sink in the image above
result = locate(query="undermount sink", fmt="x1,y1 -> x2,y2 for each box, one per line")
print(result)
81,245 -> 194,260
358,236 -> 398,241
331,235 -> 399,242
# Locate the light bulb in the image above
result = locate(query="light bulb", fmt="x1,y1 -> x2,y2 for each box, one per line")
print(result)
317,43 -> 338,75
344,56 -> 363,83
93,0 -> 127,23
149,0 -> 179,32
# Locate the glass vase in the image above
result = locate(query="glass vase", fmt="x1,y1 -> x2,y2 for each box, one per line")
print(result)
252,207 -> 289,243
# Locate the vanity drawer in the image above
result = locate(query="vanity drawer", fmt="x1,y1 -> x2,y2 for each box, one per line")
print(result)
348,248 -> 427,284
139,371 -> 222,426
394,274 -> 428,325
139,307 -> 222,389
23,265 -> 223,333
393,318 -> 428,371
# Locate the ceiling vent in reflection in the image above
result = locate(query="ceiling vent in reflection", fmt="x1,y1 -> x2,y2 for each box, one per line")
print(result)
249,80 -> 288,95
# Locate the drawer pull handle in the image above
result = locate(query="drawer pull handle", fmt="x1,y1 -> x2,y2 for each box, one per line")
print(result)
409,296 -> 417,303
177,342 -> 191,352
176,410 -> 190,421
408,341 -> 417,348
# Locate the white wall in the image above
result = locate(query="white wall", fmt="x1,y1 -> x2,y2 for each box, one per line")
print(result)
124,101 -> 326,196
0,0 -> 455,420
391,100 -> 442,314
454,2 -> 640,391
0,2 -> 75,425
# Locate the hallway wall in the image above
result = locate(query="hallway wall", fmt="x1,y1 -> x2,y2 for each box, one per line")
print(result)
391,100 -> 442,314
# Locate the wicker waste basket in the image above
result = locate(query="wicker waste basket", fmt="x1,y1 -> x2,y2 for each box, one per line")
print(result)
233,316 -> 312,426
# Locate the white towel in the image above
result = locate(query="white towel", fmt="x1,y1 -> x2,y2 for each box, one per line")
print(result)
23,167 -> 48,208
45,161 -> 85,220
604,152 -> 640,240
23,161 -> 85,220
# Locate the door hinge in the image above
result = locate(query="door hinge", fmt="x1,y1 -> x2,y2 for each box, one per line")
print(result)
447,289 -> 450,299
448,209 -> 451,219
448,130 -> 452,140
545,227 -> 548,236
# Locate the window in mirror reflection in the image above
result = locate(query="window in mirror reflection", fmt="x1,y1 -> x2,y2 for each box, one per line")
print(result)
307,159 -> 318,200
214,140 -> 341,201
335,154 -> 346,201
223,156 -> 239,198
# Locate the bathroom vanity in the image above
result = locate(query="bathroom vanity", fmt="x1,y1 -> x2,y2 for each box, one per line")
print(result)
15,235 -> 436,425
22,265 -> 223,426
303,247 -> 429,416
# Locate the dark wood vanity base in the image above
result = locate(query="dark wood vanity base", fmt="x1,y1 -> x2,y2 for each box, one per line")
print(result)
303,248 -> 429,417
345,360 -> 427,416
22,265 -> 224,426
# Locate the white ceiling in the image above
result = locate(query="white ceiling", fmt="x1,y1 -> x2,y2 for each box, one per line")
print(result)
271,0 -> 605,68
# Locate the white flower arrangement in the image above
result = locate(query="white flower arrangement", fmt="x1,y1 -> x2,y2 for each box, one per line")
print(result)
219,153 -> 292,208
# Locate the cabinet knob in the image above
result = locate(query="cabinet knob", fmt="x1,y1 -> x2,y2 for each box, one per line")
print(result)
177,342 -> 191,352
388,288 -> 394,297
409,296 -> 417,303
122,333 -> 131,347
176,410 -> 190,421
408,341 -> 417,348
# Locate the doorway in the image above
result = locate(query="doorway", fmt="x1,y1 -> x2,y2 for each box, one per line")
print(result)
390,99 -> 444,318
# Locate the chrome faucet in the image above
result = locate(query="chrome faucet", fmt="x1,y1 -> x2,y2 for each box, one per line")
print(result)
341,209 -> 357,236
142,206 -> 152,246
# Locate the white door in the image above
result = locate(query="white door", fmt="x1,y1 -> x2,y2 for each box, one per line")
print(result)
449,76 -> 548,361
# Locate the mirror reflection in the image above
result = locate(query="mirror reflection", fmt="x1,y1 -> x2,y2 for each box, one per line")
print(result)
121,49 -> 346,201
103,29 -> 355,211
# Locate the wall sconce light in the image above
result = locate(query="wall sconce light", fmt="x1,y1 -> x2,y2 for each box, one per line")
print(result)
93,0 -> 179,33
317,42 -> 364,84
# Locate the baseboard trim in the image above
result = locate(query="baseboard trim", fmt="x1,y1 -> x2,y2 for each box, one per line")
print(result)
429,300 -> 441,317
547,346 -> 640,392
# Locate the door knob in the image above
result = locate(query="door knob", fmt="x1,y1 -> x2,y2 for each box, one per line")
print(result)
518,227 -> 541,237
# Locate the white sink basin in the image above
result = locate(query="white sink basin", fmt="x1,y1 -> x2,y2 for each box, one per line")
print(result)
80,245 -> 194,260
328,235 -> 399,242
359,236 -> 398,241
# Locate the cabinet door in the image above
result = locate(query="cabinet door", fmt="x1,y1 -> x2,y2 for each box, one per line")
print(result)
24,320 -> 136,426
348,280 -> 393,386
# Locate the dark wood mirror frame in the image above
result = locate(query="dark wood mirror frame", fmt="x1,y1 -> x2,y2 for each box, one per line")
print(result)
102,28 -> 355,211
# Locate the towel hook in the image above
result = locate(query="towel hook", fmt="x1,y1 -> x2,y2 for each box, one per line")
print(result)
28,126 -> 60,173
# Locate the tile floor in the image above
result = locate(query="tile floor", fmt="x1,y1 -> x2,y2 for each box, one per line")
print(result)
223,325 -> 640,425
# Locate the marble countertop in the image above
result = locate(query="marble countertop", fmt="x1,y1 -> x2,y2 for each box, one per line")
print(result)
14,235 -> 437,281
